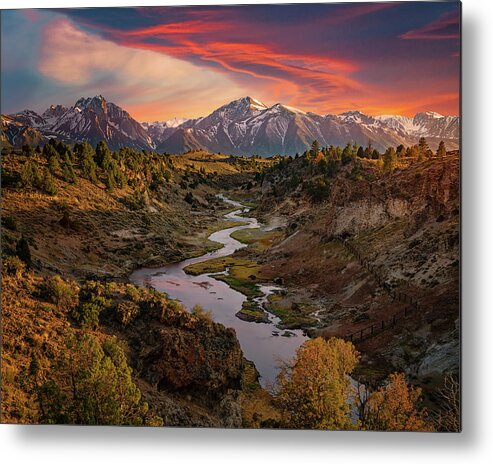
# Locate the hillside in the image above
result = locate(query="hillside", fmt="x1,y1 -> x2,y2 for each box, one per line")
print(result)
226,148 -> 459,405
0,145 -> 271,426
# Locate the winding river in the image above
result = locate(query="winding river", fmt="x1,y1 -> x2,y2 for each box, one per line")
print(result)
130,195 -> 308,387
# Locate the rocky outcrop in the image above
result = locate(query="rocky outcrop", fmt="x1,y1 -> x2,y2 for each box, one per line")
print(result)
324,158 -> 460,238
111,290 -> 246,427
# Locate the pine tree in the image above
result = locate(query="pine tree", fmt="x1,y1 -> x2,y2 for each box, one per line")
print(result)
383,147 -> 397,173
48,154 -> 60,176
42,169 -> 57,195
106,171 -> 116,192
342,142 -> 353,165
16,236 -> 32,266
62,153 -> 77,183
95,140 -> 111,167
437,140 -> 447,157
20,159 -> 41,189
309,140 -> 320,159
396,144 -> 406,157
418,137 -> 430,160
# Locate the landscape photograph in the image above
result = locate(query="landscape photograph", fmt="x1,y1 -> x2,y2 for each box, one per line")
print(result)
1,2 -> 460,431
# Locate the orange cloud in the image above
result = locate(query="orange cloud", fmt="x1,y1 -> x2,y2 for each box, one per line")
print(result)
37,18 -> 249,121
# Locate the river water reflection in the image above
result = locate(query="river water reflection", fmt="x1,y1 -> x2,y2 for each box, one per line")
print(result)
130,195 -> 308,387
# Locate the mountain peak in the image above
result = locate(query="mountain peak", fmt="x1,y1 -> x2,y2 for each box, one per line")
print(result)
74,95 -> 108,112
415,111 -> 444,119
270,103 -> 305,114
243,96 -> 267,110
226,96 -> 267,112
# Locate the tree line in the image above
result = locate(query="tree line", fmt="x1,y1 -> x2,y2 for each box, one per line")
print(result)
261,137 -> 449,202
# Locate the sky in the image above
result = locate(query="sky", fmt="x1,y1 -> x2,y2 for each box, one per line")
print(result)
0,2 -> 460,122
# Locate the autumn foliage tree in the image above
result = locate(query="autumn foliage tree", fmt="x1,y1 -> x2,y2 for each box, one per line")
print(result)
275,337 -> 359,430
38,333 -> 162,426
358,372 -> 432,431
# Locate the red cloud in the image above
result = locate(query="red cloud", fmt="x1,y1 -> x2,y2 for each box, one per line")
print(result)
53,5 -> 460,117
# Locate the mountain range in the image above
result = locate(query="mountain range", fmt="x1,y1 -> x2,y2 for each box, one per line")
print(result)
2,95 -> 459,155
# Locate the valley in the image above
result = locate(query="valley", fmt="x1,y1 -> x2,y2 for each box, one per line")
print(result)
1,138 -> 460,430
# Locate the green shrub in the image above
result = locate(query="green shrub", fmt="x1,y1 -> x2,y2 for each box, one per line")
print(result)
46,275 -> 79,310
125,284 -> 142,302
191,304 -> 214,321
71,300 -> 101,329
115,300 -> 140,326
304,178 -> 330,202
38,333 -> 163,425
3,256 -> 26,277
3,215 -> 17,231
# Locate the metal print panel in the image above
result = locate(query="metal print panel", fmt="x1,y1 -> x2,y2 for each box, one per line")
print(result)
0,1 -> 461,431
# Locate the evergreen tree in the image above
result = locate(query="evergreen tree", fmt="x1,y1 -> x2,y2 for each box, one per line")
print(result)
396,144 -> 406,157
95,140 -> 111,167
42,169 -> 57,195
62,153 -> 77,183
42,143 -> 59,161
341,142 -> 353,165
82,156 -> 98,183
20,159 -> 42,189
437,140 -> 447,157
16,236 -> 32,266
418,137 -> 431,160
48,154 -> 60,176
309,140 -> 320,159
383,147 -> 397,173
106,171 -> 116,192
22,144 -> 34,157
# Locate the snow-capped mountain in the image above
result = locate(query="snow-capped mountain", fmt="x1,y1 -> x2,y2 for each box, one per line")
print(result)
154,98 -> 459,155
47,96 -> 153,150
375,112 -> 459,143
4,95 -> 153,150
142,118 -> 190,145
1,114 -> 47,148
2,95 -> 459,154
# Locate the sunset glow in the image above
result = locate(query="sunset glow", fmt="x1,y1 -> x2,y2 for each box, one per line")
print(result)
1,3 -> 460,120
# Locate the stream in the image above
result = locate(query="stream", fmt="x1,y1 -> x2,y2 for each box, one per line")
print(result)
130,194 -> 308,387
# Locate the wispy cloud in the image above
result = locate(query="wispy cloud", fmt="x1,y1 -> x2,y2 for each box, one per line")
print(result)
2,4 -> 461,118
37,17 -> 247,120
400,10 -> 460,40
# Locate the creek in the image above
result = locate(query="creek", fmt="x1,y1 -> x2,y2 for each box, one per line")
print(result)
130,195 -> 308,387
